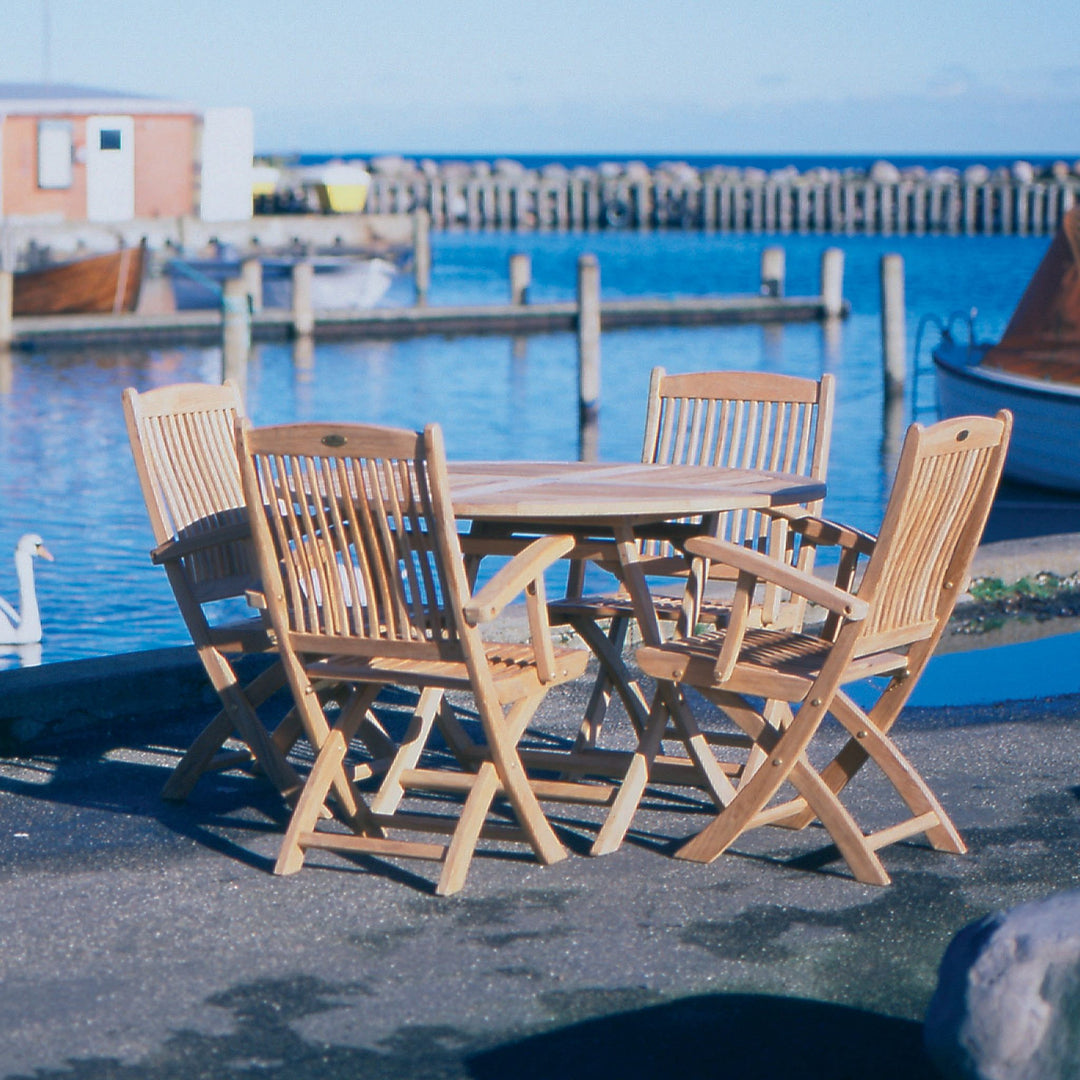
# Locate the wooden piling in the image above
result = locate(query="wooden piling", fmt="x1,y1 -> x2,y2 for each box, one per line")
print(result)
241,256 -> 262,314
291,260 -> 315,337
413,209 -> 431,305
509,253 -> 531,305
821,248 -> 845,317
221,276 -> 251,379
760,247 -> 786,297
0,271 -> 12,349
577,254 -> 601,454
880,254 -> 906,401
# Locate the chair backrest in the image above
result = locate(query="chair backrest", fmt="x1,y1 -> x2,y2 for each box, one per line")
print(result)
853,411 -> 1012,659
123,380 -> 257,604
240,421 -> 472,663
640,368 -> 834,556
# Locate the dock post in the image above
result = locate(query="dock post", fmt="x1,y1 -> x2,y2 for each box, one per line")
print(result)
221,276 -> 251,383
577,254 -> 601,461
0,270 -> 12,349
241,256 -> 262,314
820,248 -> 845,317
413,209 -> 431,306
509,253 -> 531,304
760,246 -> 785,297
880,254 -> 906,400
291,260 -> 315,337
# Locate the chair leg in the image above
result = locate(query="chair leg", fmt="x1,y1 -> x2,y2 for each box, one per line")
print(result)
215,679 -> 304,802
590,689 -> 672,855
592,681 -> 744,857
774,689 -> 965,855
433,692 -> 480,765
163,659 -> 293,801
786,758 -> 891,886
276,729 -> 353,875
274,689 -> 386,875
161,708 -> 240,801
481,690 -> 567,868
572,614 -> 631,748
369,687 -> 444,815
827,692 -> 966,854
675,695 -> 829,864
567,614 -> 649,742
779,679 -> 911,830
436,762 -> 501,896
664,690 -> 740,810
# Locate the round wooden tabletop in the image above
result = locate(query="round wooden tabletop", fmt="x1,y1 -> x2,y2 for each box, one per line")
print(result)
447,460 -> 825,523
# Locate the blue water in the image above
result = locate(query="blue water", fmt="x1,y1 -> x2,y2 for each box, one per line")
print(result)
910,632 -> 1080,708
1,225 -> 1077,706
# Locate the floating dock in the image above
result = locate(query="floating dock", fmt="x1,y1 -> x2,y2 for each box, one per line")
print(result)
7,292 -> 844,350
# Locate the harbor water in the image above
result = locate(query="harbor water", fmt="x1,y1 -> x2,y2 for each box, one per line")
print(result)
2,225 -> 1078,701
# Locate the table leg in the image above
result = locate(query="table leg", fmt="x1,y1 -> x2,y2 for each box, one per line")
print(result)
590,523 -> 734,855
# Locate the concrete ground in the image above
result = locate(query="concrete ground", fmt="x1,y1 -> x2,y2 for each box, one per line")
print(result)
2,652 -> 1080,1080
3,533 -> 1080,1079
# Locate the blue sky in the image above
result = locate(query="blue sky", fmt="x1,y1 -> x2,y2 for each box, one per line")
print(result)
1,0 -> 1077,157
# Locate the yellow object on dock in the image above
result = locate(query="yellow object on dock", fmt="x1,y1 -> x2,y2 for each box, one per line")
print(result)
312,163 -> 372,214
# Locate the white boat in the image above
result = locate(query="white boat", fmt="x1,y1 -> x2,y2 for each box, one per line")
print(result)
167,252 -> 396,311
933,205 -> 1080,492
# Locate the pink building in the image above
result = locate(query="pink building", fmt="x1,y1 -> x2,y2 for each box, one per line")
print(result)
0,83 -> 253,224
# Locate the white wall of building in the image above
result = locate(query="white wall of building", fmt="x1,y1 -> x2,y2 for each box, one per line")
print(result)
200,106 -> 254,222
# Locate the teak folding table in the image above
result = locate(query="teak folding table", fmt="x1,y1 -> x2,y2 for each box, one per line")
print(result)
444,458 -> 826,852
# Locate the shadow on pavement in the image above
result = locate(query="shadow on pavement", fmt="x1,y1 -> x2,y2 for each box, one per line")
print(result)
5,974 -> 937,1080
469,992 -> 937,1080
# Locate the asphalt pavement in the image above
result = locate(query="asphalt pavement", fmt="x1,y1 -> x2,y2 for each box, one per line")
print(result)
2,647 -> 1080,1079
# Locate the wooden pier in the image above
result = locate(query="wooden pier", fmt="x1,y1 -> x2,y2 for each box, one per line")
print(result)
1,239 -> 847,352
6,291 -> 843,350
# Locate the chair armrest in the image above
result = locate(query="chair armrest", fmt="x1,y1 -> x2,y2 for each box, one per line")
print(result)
151,520 -> 252,565
761,509 -> 877,557
683,536 -> 868,621
684,535 -> 868,682
463,534 -> 576,626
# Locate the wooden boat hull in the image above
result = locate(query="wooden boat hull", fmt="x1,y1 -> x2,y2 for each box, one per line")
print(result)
13,243 -> 145,316
934,338 -> 1080,491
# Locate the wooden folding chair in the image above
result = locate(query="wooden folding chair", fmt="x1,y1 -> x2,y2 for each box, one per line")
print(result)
123,381 -> 308,803
548,368 -> 834,746
240,420 -> 589,896
624,411 -> 1012,884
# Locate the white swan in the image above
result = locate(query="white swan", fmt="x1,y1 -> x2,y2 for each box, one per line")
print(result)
0,534 -> 53,645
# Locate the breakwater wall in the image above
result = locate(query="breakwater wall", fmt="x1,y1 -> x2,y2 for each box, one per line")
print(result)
349,157 -> 1080,236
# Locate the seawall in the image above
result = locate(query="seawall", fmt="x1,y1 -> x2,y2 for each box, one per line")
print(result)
347,156 -> 1080,236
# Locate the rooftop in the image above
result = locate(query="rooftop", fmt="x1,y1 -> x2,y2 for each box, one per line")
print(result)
0,82 -> 195,114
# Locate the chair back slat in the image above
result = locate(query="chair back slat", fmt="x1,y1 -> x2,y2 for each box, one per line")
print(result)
123,381 -> 257,601
243,423 -> 466,660
857,413 -> 1011,650
640,369 -> 833,558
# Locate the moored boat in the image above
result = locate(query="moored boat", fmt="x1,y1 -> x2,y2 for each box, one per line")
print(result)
166,251 -> 396,311
933,205 -> 1080,491
12,241 -> 146,316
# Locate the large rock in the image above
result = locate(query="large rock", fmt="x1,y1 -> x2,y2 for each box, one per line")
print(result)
924,890 -> 1080,1079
